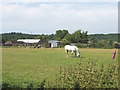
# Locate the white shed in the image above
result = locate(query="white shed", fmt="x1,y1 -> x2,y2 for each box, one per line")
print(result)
48,40 -> 60,48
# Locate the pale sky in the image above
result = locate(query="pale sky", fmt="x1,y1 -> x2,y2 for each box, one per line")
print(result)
1,0 -> 119,34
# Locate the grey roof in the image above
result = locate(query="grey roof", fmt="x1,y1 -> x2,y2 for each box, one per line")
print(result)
5,41 -> 13,45
17,39 -> 40,43
48,40 -> 60,43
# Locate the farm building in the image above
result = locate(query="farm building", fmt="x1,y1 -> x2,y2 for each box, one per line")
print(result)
114,43 -> 120,49
4,41 -> 13,46
17,39 -> 41,47
48,40 -> 60,48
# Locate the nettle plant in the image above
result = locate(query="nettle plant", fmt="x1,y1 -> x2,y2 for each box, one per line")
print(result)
46,60 -> 119,88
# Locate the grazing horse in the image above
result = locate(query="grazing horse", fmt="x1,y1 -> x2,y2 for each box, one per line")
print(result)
64,45 -> 80,57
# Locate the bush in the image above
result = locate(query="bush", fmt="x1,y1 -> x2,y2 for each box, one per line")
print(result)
76,43 -> 88,48
52,60 -> 119,88
42,43 -> 49,48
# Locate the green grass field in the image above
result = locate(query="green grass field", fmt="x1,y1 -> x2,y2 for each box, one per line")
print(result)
2,48 -> 118,87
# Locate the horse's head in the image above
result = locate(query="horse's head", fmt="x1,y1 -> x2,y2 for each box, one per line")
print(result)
77,51 -> 80,58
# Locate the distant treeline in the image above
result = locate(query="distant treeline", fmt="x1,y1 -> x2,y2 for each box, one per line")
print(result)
1,30 -> 120,48
88,34 -> 119,43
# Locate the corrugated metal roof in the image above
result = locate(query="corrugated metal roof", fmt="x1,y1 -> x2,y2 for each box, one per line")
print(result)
17,39 -> 40,43
48,40 -> 60,43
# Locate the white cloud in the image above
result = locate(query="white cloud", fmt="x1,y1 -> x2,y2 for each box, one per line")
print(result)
1,2 -> 118,34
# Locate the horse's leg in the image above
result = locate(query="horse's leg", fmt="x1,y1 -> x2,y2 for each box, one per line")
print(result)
66,50 -> 69,57
70,50 -> 74,57
75,51 -> 76,57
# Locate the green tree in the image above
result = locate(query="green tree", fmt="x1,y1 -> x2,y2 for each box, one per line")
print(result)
89,37 -> 97,48
64,33 -> 75,43
81,31 -> 88,43
55,30 -> 69,40
72,30 -> 82,43
61,39 -> 70,47
36,34 -> 48,43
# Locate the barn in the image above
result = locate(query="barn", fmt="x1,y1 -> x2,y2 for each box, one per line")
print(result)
4,41 -> 13,46
48,40 -> 60,48
17,39 -> 40,47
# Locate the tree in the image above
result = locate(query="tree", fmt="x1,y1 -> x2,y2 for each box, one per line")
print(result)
89,37 -> 97,48
64,33 -> 75,43
61,39 -> 70,47
55,30 -> 69,40
72,30 -> 82,43
47,34 -> 55,40
64,30 -> 88,43
36,34 -> 48,43
81,31 -> 88,43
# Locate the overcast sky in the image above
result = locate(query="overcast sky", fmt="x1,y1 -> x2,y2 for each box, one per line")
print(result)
1,0 -> 118,34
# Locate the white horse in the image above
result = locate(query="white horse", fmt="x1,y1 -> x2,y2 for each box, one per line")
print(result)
64,45 -> 80,57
